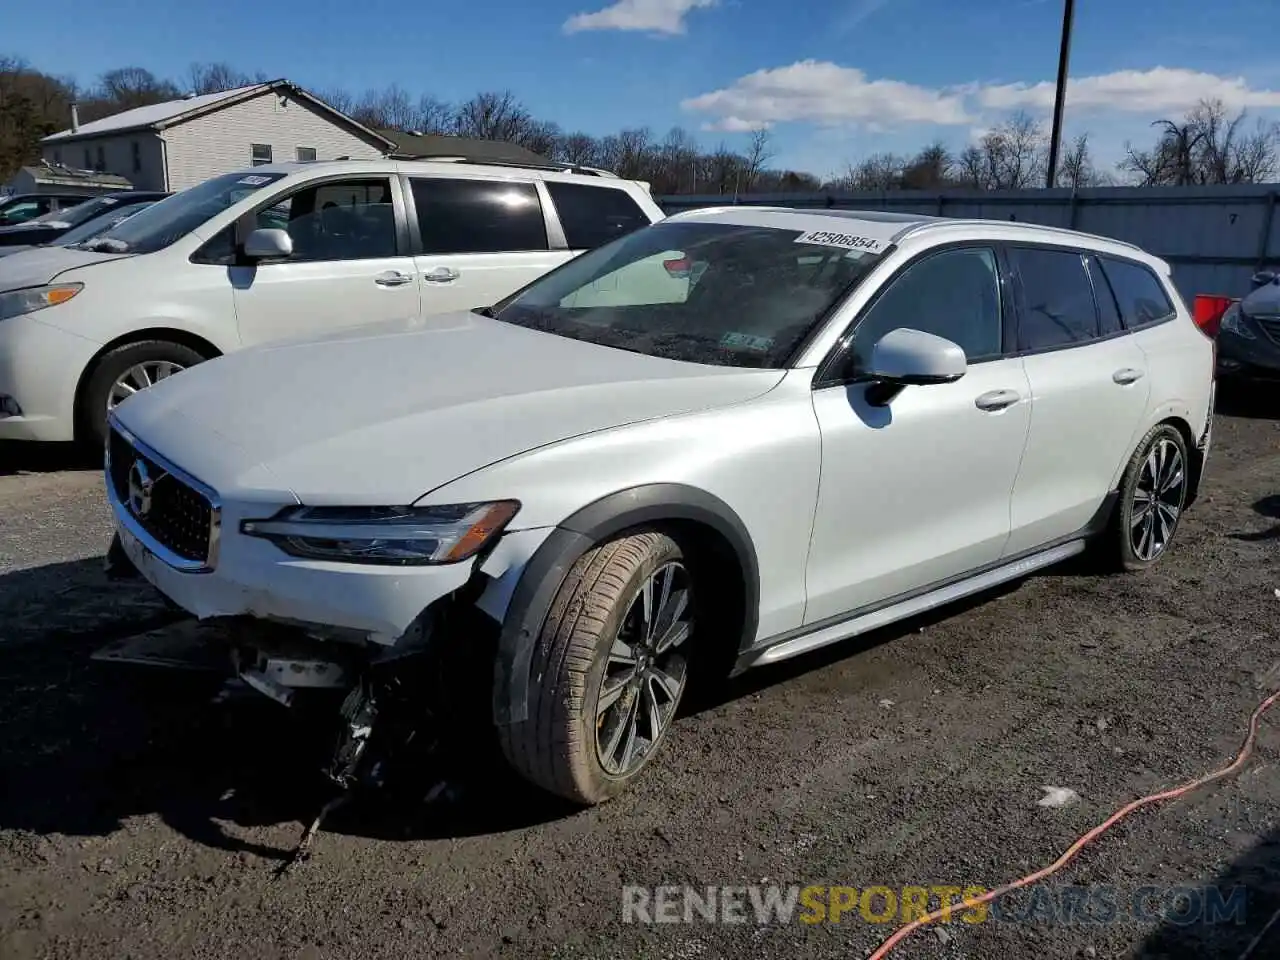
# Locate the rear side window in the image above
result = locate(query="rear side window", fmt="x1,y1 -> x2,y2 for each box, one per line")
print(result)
1099,257 -> 1176,328
1085,256 -> 1124,336
411,178 -> 547,255
1008,247 -> 1099,350
546,181 -> 649,250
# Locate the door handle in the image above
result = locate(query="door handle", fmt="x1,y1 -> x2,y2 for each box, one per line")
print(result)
974,389 -> 1022,412
374,270 -> 413,287
422,266 -> 460,284
1112,367 -> 1144,385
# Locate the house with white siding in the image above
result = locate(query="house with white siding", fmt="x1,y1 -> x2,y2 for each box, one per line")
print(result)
40,80 -> 395,193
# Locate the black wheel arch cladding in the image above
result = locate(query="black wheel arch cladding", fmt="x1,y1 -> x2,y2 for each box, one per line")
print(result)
490,483 -> 761,727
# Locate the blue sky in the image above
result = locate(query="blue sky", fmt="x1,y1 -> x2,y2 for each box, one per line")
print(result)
10,0 -> 1280,180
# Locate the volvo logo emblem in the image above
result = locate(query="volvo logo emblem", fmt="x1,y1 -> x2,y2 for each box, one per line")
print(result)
127,458 -> 158,517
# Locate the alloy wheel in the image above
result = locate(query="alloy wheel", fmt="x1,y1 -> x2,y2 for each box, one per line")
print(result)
595,561 -> 693,778
107,360 -> 185,411
1130,437 -> 1186,561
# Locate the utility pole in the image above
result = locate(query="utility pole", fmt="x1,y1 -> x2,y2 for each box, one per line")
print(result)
1045,0 -> 1076,189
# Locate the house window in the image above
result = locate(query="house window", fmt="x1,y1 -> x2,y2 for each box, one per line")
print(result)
84,149 -> 91,169
251,143 -> 273,166
53,149 -> 61,165
131,141 -> 141,174
95,145 -> 105,171
296,146 -> 317,162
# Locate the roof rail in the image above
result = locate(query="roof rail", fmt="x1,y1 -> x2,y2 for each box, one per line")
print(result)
405,156 -> 620,178
899,216 -> 1145,253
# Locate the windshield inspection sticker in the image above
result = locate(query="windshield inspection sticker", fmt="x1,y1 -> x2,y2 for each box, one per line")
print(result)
237,175 -> 272,186
794,229 -> 891,254
721,332 -> 774,352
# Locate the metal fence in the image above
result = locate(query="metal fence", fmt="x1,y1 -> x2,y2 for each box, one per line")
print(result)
658,184 -> 1280,301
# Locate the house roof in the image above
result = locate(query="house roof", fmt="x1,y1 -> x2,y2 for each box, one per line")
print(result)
376,128 -> 551,166
42,81 -> 396,150
20,162 -> 133,190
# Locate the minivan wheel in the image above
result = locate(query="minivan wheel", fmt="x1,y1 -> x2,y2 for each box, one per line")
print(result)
498,531 -> 695,805
1109,423 -> 1190,571
80,340 -> 208,448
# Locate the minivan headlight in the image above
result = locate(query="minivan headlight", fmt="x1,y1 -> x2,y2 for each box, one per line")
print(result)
0,283 -> 84,321
240,501 -> 520,565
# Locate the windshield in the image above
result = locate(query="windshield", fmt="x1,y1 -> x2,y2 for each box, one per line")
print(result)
490,220 -> 886,368
56,201 -> 157,245
83,171 -> 286,254
28,196 -> 120,228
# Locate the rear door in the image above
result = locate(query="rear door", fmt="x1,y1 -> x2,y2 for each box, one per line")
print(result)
406,175 -> 570,315
1002,244 -> 1151,555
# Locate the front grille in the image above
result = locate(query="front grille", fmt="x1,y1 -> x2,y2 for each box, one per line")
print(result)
109,427 -> 214,565
1256,317 -> 1280,346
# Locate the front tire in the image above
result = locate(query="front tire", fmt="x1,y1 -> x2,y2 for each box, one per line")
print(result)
1107,423 -> 1190,571
80,340 -> 208,448
498,531 -> 696,805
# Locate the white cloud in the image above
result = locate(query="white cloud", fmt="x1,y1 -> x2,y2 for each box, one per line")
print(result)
979,67 -> 1280,115
563,0 -> 716,35
834,0 -> 892,34
683,62 -> 1280,133
680,60 -> 973,132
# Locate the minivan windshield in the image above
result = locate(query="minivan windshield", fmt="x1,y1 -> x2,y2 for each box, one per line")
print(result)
490,220 -> 886,368
76,171 -> 286,254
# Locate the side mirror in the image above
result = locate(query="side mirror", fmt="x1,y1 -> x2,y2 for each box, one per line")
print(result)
1250,270 -> 1277,290
862,327 -> 967,406
242,227 -> 293,260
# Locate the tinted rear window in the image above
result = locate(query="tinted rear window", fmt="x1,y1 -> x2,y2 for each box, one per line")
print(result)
1008,247 -> 1099,350
1099,257 -> 1176,328
546,181 -> 649,250
411,178 -> 547,254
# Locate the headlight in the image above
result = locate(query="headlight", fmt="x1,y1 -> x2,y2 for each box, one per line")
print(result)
240,501 -> 520,565
1219,303 -> 1255,339
0,283 -> 84,321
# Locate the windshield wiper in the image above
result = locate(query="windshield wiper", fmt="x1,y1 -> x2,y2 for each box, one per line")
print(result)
472,305 -> 497,318
79,237 -> 130,253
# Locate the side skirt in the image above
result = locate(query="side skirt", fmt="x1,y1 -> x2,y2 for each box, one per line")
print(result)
735,535 -> 1094,674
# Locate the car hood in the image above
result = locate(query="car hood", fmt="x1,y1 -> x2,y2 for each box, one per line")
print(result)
0,243 -> 128,289
113,312 -> 785,505
1243,280 -> 1280,318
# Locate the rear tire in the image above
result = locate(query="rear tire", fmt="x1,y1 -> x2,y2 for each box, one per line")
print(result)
80,340 -> 208,448
1104,423 -> 1190,572
497,531 -> 696,805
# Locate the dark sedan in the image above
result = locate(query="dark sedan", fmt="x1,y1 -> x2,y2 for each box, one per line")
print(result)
1216,270 -> 1280,382
0,191 -> 170,249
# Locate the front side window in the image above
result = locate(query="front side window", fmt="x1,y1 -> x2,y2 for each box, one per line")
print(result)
251,143 -> 273,166
262,178 -> 397,262
1008,246 -> 1100,351
411,178 -> 547,255
1099,256 -> 1176,328
850,247 -> 1003,370
491,221 -> 885,368
546,181 -> 649,250
82,170 -> 287,255
0,200 -> 44,225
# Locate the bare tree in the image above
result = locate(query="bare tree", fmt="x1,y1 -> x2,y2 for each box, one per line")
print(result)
1120,99 -> 1278,186
845,152 -> 904,191
1057,133 -> 1111,188
900,141 -> 953,189
414,95 -> 455,135
453,91 -> 533,142
743,127 -> 774,191
187,62 -> 254,95
559,132 -> 599,167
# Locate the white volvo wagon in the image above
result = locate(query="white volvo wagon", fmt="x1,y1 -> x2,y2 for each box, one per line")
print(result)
103,207 -> 1215,804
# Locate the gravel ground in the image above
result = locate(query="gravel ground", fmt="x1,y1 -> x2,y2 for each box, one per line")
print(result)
1,388 -> 1279,960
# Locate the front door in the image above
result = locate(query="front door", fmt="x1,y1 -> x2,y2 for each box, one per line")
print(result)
804,245 -> 1032,624
231,176 -> 421,348
407,176 -> 573,315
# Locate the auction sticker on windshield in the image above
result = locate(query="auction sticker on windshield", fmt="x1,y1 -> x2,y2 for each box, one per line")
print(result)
238,175 -> 273,186
794,230 -> 890,254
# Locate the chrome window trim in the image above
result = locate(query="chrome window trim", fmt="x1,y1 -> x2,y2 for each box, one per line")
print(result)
105,411 -> 222,573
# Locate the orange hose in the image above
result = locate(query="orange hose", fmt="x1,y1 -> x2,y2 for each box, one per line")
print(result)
866,689 -> 1280,959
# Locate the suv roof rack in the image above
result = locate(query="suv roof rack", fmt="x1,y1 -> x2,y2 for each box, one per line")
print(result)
406,156 -> 620,178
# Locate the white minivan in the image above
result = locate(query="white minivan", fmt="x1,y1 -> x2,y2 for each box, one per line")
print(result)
0,159 -> 663,445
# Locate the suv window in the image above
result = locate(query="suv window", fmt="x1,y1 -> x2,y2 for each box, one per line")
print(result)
1008,246 -> 1099,350
545,181 -> 649,250
411,178 -> 547,255
0,199 -> 50,225
1085,255 -> 1124,336
1099,256 -> 1176,328
851,247 -> 1003,369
